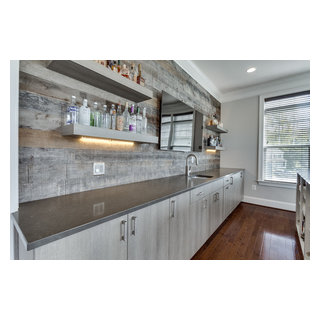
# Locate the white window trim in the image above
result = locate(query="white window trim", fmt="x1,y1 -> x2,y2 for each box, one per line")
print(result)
258,85 -> 310,188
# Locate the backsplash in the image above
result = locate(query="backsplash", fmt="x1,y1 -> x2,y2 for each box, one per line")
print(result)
19,60 -> 221,203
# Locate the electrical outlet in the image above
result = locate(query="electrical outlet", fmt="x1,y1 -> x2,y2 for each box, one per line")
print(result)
93,162 -> 105,176
93,202 -> 105,216
252,184 -> 257,191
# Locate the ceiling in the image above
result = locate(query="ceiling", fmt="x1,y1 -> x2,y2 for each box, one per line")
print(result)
176,60 -> 310,102
191,60 -> 310,94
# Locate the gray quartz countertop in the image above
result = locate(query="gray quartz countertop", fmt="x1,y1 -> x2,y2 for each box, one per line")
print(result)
12,168 -> 243,250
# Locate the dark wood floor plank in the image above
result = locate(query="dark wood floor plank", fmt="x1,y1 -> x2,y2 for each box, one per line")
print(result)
192,202 -> 303,260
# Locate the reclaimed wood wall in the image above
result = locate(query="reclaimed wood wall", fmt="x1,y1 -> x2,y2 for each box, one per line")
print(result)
19,60 -> 221,203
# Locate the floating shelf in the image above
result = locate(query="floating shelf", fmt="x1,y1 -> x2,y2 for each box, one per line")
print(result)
60,124 -> 158,144
47,60 -> 153,102
206,125 -> 228,134
205,146 -> 225,151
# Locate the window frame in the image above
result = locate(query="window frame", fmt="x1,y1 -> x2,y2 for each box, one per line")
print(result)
258,86 -> 310,188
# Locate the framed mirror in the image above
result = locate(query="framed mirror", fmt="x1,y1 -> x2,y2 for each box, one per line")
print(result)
160,91 -> 203,152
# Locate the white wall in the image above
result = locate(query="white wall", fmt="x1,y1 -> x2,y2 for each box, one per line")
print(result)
220,76 -> 310,211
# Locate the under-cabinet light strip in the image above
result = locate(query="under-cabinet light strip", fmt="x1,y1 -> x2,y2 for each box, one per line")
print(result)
79,136 -> 134,147
206,149 -> 216,153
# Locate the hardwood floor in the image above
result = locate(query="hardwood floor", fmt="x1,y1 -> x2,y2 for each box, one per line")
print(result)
192,202 -> 303,260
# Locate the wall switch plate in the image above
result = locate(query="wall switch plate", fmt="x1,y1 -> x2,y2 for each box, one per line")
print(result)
93,162 -> 105,175
252,184 -> 256,191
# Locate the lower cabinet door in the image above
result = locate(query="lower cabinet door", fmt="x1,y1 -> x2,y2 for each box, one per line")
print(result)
215,187 -> 224,227
128,200 -> 170,260
200,195 -> 210,247
34,216 -> 128,260
190,195 -> 209,257
169,191 -> 191,260
223,184 -> 231,220
209,187 -> 224,236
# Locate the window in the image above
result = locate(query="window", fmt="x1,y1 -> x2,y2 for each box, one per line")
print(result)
258,90 -> 310,186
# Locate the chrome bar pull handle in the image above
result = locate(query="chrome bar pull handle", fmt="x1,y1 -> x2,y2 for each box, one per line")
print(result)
120,220 -> 127,241
231,177 -> 233,185
217,192 -> 219,200
131,216 -> 137,236
171,200 -> 176,218
203,198 -> 208,209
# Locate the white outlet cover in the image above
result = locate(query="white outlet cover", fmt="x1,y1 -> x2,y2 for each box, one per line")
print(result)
252,184 -> 257,191
93,202 -> 105,216
93,162 -> 105,175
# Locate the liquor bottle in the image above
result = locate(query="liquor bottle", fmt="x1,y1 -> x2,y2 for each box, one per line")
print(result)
136,106 -> 142,134
93,102 -> 101,127
116,104 -> 124,131
137,64 -> 145,86
101,104 -> 107,128
90,103 -> 95,126
129,63 -> 137,82
123,102 -> 130,131
106,105 -> 112,129
111,60 -> 116,71
66,95 -> 79,125
79,99 -> 90,126
121,64 -> 129,78
129,104 -> 136,133
117,60 -> 121,73
113,60 -> 118,72
110,104 -> 117,130
142,107 -> 147,134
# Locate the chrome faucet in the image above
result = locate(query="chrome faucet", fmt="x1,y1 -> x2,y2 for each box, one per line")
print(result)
186,153 -> 198,177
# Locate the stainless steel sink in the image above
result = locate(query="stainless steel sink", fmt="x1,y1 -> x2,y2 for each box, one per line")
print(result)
190,174 -> 213,179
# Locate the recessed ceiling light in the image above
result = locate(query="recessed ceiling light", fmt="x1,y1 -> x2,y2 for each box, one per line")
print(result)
247,67 -> 256,73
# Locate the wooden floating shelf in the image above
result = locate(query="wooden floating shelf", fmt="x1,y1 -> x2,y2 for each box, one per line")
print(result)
47,60 -> 153,103
206,125 -> 228,134
60,124 -> 159,144
205,146 -> 225,151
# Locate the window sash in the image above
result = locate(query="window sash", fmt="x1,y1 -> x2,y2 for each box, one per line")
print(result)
263,145 -> 310,183
258,88 -> 310,186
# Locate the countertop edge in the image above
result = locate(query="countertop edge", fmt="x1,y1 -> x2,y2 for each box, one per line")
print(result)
15,168 -> 244,251
297,171 -> 310,185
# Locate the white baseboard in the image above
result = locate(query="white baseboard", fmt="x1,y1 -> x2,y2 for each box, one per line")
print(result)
243,196 -> 295,212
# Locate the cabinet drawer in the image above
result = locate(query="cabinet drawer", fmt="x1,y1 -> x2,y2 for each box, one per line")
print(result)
224,175 -> 232,186
190,185 -> 208,203
206,178 -> 223,194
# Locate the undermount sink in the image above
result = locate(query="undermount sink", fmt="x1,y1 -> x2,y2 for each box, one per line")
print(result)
190,174 -> 214,179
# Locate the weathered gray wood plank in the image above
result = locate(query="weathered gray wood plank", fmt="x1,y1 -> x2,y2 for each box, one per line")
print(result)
19,60 -> 221,203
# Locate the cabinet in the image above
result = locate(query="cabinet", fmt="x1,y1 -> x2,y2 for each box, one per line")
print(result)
34,201 -> 170,260
169,192 -> 191,260
190,194 -> 210,257
230,172 -> 241,211
208,187 -> 224,235
34,215 -> 128,260
18,171 -> 244,260
296,173 -> 310,260
223,183 -> 233,219
128,200 -> 169,260
223,171 -> 244,220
